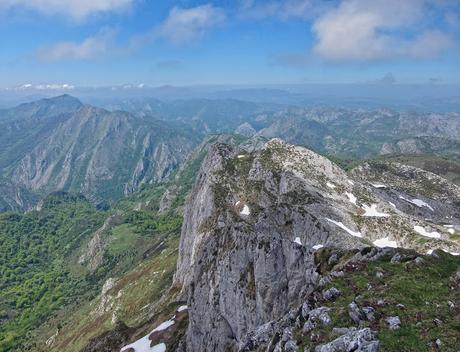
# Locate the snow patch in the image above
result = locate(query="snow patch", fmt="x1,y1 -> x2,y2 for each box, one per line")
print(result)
237,154 -> 246,159
177,305 -> 188,312
121,337 -> 166,352
120,318 -> 174,352
414,225 -> 441,239
235,201 -> 251,216
312,244 -> 324,250
345,192 -> 357,205
371,183 -> 386,188
388,201 -> 396,209
294,237 -> 302,245
152,320 -> 175,332
347,180 -> 354,186
399,196 -> 434,211
362,204 -> 389,217
326,182 -> 336,189
373,237 -> 397,248
326,218 -> 362,237
241,205 -> 250,216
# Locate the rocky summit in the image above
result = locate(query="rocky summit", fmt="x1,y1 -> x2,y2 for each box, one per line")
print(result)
170,139 -> 460,351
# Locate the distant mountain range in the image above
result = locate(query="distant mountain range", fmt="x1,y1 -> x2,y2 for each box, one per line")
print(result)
0,96 -> 459,351
0,95 -> 200,209
0,95 -> 459,212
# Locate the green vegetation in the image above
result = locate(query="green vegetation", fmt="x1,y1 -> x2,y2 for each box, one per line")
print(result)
0,193 -> 105,351
0,140 -> 208,351
297,250 -> 460,351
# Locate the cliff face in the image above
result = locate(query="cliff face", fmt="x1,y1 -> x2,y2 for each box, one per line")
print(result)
4,103 -> 198,206
175,139 -> 460,351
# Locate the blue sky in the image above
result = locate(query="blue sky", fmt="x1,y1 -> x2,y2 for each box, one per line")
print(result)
1,0 -> 459,87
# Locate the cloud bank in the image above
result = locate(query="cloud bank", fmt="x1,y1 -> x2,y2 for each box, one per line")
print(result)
155,4 -> 226,45
312,0 -> 455,61
0,0 -> 133,19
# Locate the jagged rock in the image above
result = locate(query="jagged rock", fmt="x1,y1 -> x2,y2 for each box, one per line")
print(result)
348,302 -> 365,324
390,253 -> 402,263
239,322 -> 276,351
362,307 -> 376,321
285,339 -> 299,352
322,287 -> 340,301
414,257 -> 424,265
447,300 -> 455,309
314,328 -> 379,352
319,276 -> 332,286
386,316 -> 401,330
302,307 -> 332,333
375,271 -> 384,279
435,338 -> 442,349
173,139 -> 460,351
301,302 -> 312,319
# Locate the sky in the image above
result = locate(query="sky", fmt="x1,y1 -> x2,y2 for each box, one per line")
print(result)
0,0 -> 460,88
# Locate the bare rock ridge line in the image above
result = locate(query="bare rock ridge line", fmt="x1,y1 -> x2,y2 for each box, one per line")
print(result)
173,138 -> 460,351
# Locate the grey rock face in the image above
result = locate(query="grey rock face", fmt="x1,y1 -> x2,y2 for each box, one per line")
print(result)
348,302 -> 366,325
385,316 -> 401,330
174,138 -> 460,351
314,328 -> 379,352
7,104 -> 198,206
322,287 -> 340,301
176,141 -> 363,351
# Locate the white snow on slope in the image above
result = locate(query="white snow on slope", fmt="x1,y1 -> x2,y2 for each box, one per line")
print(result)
120,319 -> 174,352
373,237 -> 397,248
294,237 -> 302,245
312,244 -> 324,250
345,192 -> 357,205
241,205 -> 250,216
414,225 -> 441,239
348,180 -> 354,186
326,182 -> 336,189
121,337 -> 166,352
237,154 -> 246,159
177,305 -> 188,312
235,201 -> 251,216
399,196 -> 434,211
326,218 -> 362,237
388,201 -> 396,209
362,204 -> 389,217
371,183 -> 386,188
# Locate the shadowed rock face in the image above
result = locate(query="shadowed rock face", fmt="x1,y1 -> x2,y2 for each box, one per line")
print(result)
175,139 -> 460,351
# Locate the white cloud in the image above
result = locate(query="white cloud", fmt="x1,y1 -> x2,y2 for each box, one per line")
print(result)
239,0 -> 316,20
155,4 -> 225,45
0,0 -> 133,19
312,0 -> 455,61
37,28 -> 115,62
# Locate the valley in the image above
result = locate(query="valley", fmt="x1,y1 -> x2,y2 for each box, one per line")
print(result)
0,95 -> 459,352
